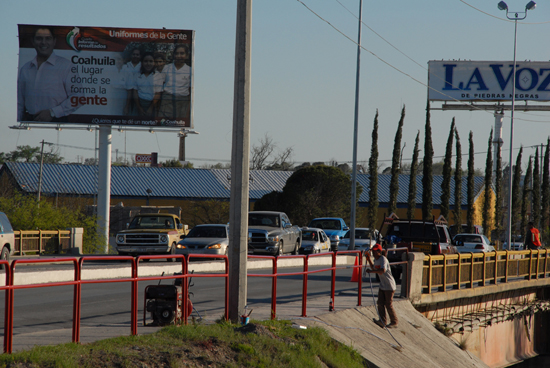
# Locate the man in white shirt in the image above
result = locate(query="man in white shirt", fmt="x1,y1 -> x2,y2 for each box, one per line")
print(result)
121,48 -> 142,116
158,44 -> 191,120
365,243 -> 398,329
17,27 -> 81,122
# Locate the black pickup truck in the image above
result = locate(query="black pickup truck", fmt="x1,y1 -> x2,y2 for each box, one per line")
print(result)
381,216 -> 456,280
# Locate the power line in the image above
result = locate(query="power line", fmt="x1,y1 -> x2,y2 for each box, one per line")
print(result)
298,0 -> 550,124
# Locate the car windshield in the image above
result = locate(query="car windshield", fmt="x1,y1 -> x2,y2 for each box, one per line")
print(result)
387,222 -> 443,242
454,235 -> 482,243
187,226 -> 227,238
248,214 -> 280,227
128,216 -> 175,229
309,220 -> 340,230
343,229 -> 372,239
302,231 -> 318,241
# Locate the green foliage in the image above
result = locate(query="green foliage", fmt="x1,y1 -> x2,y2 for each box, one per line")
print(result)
440,119 -> 455,220
520,156 -> 533,240
466,131 -> 475,233
1,145 -> 63,164
0,320 -> 367,368
279,165 -> 356,226
483,129 -> 493,236
512,147 -> 523,233
407,131 -> 420,219
368,111 -> 380,229
162,159 -> 183,168
422,102 -> 434,221
494,141 -> 503,242
388,106 -> 405,215
453,129 -> 462,229
0,193 -> 104,254
533,148 -> 541,229
187,199 -> 230,226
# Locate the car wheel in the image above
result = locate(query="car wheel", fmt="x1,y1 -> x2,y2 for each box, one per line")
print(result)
293,240 -> 299,255
278,241 -> 284,256
0,246 -> 9,270
167,243 -> 176,262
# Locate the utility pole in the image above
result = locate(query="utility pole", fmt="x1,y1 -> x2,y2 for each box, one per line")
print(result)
228,0 -> 252,322
37,139 -> 46,205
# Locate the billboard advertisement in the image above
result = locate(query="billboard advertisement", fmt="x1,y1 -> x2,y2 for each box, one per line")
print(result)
17,24 -> 194,127
428,60 -> 550,102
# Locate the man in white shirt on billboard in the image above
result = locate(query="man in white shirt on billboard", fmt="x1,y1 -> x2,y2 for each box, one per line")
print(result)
17,26 -> 81,122
122,48 -> 141,115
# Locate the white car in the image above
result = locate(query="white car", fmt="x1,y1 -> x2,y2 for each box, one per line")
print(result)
453,234 -> 495,253
176,224 -> 229,256
502,236 -> 524,251
338,228 -> 379,252
299,228 -> 331,254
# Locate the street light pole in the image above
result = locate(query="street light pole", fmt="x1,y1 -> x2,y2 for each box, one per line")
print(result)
497,1 -> 536,250
349,0 -> 363,251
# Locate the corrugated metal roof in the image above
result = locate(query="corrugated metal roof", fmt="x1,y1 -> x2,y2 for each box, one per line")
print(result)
355,174 -> 484,206
2,163 -> 486,205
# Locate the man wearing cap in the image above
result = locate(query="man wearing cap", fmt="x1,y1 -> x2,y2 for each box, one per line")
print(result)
365,243 -> 398,329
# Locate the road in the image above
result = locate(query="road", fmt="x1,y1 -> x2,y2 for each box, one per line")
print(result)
0,259 -> 399,351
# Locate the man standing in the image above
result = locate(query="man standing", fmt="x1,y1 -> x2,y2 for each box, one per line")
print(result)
365,243 -> 398,328
525,222 -> 542,250
122,48 -> 141,115
17,27 -> 80,122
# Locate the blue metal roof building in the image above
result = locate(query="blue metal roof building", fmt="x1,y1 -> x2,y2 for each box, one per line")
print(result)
0,162 -> 487,208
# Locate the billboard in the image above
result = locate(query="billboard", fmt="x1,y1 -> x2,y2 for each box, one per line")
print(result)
17,24 -> 194,127
428,60 -> 550,102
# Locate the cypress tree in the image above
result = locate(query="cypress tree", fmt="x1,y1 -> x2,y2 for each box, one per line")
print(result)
422,102 -> 434,221
483,128 -> 493,236
511,147 -> 523,234
453,129 -> 462,230
367,111 -> 380,230
440,118 -> 455,220
388,106 -> 405,216
533,148 -> 541,229
407,131 -> 420,219
520,156 -> 533,240
467,131 -> 475,233
495,141 -> 503,243
541,139 -> 550,243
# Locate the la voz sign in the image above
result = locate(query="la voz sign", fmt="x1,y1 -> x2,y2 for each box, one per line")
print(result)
428,60 -> 550,102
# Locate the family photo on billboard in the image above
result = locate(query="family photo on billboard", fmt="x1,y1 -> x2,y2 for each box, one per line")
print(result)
17,24 -> 194,128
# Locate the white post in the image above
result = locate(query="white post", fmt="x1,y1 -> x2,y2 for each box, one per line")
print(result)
97,126 -> 112,253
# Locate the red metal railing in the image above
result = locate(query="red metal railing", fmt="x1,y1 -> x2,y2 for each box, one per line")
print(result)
1,254 -> 229,354
247,250 -> 363,319
0,250 -> 400,353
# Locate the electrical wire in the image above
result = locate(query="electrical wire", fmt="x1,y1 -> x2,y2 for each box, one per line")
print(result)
459,0 -> 550,25
298,0 -> 550,124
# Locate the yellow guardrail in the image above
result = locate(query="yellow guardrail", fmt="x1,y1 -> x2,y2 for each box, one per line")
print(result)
422,249 -> 550,294
14,230 -> 72,255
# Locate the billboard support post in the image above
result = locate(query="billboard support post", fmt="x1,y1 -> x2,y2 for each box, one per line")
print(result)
97,125 -> 112,254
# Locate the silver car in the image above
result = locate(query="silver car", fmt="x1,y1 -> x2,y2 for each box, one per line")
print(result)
453,234 -> 495,253
338,228 -> 379,252
176,224 -> 229,256
299,227 -> 331,254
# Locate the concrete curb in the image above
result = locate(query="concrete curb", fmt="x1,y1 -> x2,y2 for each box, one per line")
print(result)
4,254 -> 359,286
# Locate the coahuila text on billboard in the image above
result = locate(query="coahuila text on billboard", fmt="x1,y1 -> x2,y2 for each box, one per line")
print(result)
442,64 -> 550,92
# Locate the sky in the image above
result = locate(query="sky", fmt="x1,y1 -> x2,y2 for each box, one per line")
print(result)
1,0 -> 550,171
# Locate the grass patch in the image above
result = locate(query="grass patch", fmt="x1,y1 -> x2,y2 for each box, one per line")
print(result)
0,320 -> 367,367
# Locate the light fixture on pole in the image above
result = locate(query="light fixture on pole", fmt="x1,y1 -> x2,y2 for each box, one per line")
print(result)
497,0 -> 536,249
